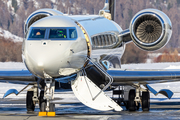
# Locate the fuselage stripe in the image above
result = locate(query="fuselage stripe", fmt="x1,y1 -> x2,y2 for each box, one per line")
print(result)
75,22 -> 91,67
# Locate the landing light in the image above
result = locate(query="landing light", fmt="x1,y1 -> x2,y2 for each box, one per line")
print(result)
38,62 -> 44,67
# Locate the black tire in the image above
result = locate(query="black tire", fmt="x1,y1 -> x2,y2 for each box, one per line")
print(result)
128,89 -> 136,111
39,91 -> 55,112
40,102 -> 46,112
26,91 -> 35,112
49,103 -> 55,112
124,101 -> 129,110
142,91 -> 150,111
39,91 -> 46,112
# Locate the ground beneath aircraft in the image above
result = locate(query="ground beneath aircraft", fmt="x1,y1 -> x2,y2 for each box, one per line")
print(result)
0,94 -> 180,120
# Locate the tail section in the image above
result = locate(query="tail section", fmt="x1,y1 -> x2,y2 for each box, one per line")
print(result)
109,0 -> 116,21
99,0 -> 116,21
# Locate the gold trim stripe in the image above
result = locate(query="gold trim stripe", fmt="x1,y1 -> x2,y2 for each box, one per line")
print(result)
75,22 -> 91,67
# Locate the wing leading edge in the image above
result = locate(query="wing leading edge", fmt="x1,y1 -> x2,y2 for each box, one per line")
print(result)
107,69 -> 180,85
0,70 -> 36,84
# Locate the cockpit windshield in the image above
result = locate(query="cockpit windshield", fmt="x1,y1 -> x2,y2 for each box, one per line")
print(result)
49,29 -> 67,38
29,29 -> 46,38
28,27 -> 77,40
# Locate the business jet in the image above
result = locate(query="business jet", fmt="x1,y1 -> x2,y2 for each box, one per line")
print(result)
1,0 -> 179,115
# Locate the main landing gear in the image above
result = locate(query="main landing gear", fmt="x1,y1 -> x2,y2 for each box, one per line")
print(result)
127,89 -> 150,111
128,89 -> 140,111
26,78 -> 55,114
112,85 -> 150,111
26,84 -> 38,112
26,91 -> 35,111
142,91 -> 150,111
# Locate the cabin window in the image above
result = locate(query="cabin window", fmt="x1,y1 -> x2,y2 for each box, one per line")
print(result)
29,29 -> 46,38
69,29 -> 77,39
49,29 -> 67,39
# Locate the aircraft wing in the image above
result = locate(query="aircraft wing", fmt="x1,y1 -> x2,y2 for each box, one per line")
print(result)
107,69 -> 180,85
0,70 -> 36,84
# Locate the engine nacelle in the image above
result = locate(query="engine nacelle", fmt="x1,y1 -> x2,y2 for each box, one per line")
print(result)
129,9 -> 172,51
24,9 -> 63,34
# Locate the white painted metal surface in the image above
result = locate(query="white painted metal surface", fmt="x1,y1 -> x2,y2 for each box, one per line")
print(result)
71,75 -> 123,111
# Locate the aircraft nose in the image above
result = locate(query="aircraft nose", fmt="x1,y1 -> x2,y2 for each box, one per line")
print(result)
24,40 -> 87,78
25,40 -> 72,76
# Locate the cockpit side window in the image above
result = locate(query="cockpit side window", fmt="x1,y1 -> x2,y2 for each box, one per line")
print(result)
29,29 -> 46,38
69,29 -> 77,39
49,29 -> 67,39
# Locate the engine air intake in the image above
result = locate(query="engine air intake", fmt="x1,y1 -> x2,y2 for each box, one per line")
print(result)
134,15 -> 162,44
24,9 -> 63,34
130,9 -> 172,51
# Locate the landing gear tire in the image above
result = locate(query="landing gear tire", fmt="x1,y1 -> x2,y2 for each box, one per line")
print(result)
142,91 -> 150,111
128,89 -> 136,111
26,91 -> 35,112
40,101 -> 55,112
39,91 -> 47,112
49,103 -> 55,112
124,101 -> 129,110
39,91 -> 55,112
40,101 -> 47,112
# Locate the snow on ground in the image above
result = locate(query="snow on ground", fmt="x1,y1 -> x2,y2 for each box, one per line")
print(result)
1,62 -> 180,71
0,62 -> 26,70
0,62 -> 29,98
0,28 -> 23,42
0,62 -> 180,102
121,62 -> 180,69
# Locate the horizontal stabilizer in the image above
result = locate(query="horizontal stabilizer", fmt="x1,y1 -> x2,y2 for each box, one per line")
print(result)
71,75 -> 122,111
146,84 -> 173,99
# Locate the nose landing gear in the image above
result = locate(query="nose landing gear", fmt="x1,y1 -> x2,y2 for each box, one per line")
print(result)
42,79 -> 55,112
25,77 -> 56,116
38,78 -> 56,116
39,90 -> 55,112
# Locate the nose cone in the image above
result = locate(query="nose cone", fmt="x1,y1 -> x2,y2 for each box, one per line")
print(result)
24,40 -> 87,78
24,40 -> 72,78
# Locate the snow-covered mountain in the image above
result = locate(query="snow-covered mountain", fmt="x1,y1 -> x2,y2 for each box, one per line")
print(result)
0,27 -> 23,42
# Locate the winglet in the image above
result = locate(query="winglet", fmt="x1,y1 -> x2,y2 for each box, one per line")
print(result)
3,89 -> 19,98
146,84 -> 173,99
156,89 -> 174,99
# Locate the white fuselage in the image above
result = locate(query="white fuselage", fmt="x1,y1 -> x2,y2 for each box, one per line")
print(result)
22,15 -> 125,78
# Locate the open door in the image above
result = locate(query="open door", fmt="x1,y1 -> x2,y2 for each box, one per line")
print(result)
71,74 -> 122,111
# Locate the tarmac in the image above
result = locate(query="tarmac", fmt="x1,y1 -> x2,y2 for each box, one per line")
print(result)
1,97 -> 180,120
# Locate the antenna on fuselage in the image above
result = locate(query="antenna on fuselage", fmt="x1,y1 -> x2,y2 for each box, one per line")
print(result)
99,0 -> 116,21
